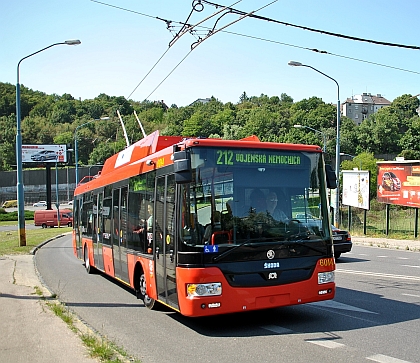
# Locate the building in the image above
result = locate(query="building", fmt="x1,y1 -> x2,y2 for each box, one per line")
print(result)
342,93 -> 391,125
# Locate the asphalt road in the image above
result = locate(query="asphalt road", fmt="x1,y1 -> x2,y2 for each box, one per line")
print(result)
35,236 -> 420,363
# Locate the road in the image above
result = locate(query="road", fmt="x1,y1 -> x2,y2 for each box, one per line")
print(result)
35,236 -> 420,363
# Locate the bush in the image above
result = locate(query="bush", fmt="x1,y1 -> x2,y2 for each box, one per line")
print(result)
0,210 -> 34,221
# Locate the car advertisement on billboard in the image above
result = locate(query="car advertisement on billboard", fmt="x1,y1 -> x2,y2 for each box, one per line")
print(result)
377,162 -> 420,207
342,170 -> 370,210
22,144 -> 67,163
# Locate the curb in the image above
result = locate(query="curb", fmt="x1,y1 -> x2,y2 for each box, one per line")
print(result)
30,231 -> 73,255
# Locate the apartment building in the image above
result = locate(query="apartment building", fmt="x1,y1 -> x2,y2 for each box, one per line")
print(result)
342,93 -> 391,125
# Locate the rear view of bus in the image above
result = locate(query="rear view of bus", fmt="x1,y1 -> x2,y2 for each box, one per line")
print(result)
173,139 -> 335,316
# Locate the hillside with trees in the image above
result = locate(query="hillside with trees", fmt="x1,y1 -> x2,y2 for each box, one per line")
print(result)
1,82 -> 419,182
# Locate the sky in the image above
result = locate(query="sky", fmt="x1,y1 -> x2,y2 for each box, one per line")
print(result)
1,0 -> 419,107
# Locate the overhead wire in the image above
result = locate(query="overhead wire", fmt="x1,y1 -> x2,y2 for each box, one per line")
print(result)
202,0 -> 420,50
90,0 -> 420,101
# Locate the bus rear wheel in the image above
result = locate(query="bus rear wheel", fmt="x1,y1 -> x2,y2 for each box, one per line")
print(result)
139,273 -> 155,309
84,246 -> 93,274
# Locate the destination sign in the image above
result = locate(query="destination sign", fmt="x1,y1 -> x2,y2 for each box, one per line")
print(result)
215,149 -> 301,166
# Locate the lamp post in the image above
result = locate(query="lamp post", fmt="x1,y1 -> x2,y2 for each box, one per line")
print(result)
16,40 -> 81,246
288,61 -> 341,227
74,117 -> 109,185
293,124 -> 327,152
55,156 -> 60,227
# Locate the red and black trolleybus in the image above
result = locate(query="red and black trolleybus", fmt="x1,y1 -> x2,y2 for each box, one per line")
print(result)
73,130 -> 337,317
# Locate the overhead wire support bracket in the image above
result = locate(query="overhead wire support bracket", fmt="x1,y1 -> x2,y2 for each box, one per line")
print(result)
169,0 -> 242,48
190,0 -> 278,50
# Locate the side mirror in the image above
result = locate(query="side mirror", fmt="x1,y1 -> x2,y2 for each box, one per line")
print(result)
325,164 -> 337,189
173,150 -> 192,184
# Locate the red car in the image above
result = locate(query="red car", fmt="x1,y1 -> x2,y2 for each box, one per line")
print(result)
382,172 -> 401,191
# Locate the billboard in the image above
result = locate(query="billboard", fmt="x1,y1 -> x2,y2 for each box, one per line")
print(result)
377,161 -> 420,207
22,144 -> 67,164
342,170 -> 370,210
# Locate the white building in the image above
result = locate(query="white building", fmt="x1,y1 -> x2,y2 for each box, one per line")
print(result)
342,93 -> 391,125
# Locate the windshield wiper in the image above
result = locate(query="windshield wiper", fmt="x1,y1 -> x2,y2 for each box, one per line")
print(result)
212,241 -> 253,263
286,241 -> 326,254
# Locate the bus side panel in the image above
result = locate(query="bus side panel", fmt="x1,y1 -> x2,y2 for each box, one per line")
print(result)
176,260 -> 335,317
103,246 -> 115,277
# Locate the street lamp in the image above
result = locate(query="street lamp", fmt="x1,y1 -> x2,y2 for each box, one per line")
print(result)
293,124 -> 327,152
16,39 -> 81,246
288,60 -> 341,227
74,117 -> 109,185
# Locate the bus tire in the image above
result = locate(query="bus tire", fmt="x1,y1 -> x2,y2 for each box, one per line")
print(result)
335,252 -> 341,259
139,272 -> 155,309
84,246 -> 93,274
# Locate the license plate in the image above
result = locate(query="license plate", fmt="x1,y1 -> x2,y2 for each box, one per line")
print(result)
333,235 -> 343,240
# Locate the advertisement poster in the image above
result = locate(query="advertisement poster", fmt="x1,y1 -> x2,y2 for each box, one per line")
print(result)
377,162 -> 420,207
22,144 -> 67,163
342,170 -> 370,210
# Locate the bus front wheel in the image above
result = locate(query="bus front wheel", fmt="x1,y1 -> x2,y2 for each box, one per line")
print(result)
139,273 -> 155,309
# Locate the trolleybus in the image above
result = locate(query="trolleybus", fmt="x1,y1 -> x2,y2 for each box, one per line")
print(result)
73,130 -> 337,317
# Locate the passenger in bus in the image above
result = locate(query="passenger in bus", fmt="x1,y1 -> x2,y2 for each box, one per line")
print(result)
266,191 -> 289,223
203,211 -> 221,244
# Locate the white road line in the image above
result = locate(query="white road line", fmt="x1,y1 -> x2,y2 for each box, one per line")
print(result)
260,325 -> 294,334
310,300 -> 377,314
336,269 -> 420,281
367,353 -> 413,363
377,255 -> 388,258
402,264 -> 420,269
306,339 -> 345,349
402,293 -> 420,298
397,257 -> 409,260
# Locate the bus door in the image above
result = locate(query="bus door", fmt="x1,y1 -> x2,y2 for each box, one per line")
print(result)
93,192 -> 104,271
155,174 -> 178,309
74,198 -> 82,259
112,187 -> 129,282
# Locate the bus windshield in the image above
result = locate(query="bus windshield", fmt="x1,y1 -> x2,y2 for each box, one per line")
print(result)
178,146 -> 332,262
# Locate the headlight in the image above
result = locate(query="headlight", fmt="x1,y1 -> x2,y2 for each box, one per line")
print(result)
318,271 -> 335,284
187,283 -> 222,297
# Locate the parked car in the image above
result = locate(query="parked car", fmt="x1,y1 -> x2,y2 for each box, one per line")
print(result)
33,201 -> 47,207
34,209 -> 73,228
382,171 -> 401,191
331,225 -> 352,259
2,200 -> 18,208
295,216 -> 352,259
30,150 -> 57,162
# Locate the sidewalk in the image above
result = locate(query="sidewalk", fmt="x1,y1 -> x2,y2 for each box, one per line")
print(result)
352,236 -> 420,251
0,254 -> 98,363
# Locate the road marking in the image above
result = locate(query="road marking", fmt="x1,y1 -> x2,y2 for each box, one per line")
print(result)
377,255 -> 388,258
261,325 -> 294,334
402,293 -> 420,298
397,257 -> 409,260
367,354 -> 413,363
337,269 -> 420,281
306,339 -> 345,349
310,300 -> 377,314
401,264 -> 420,269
